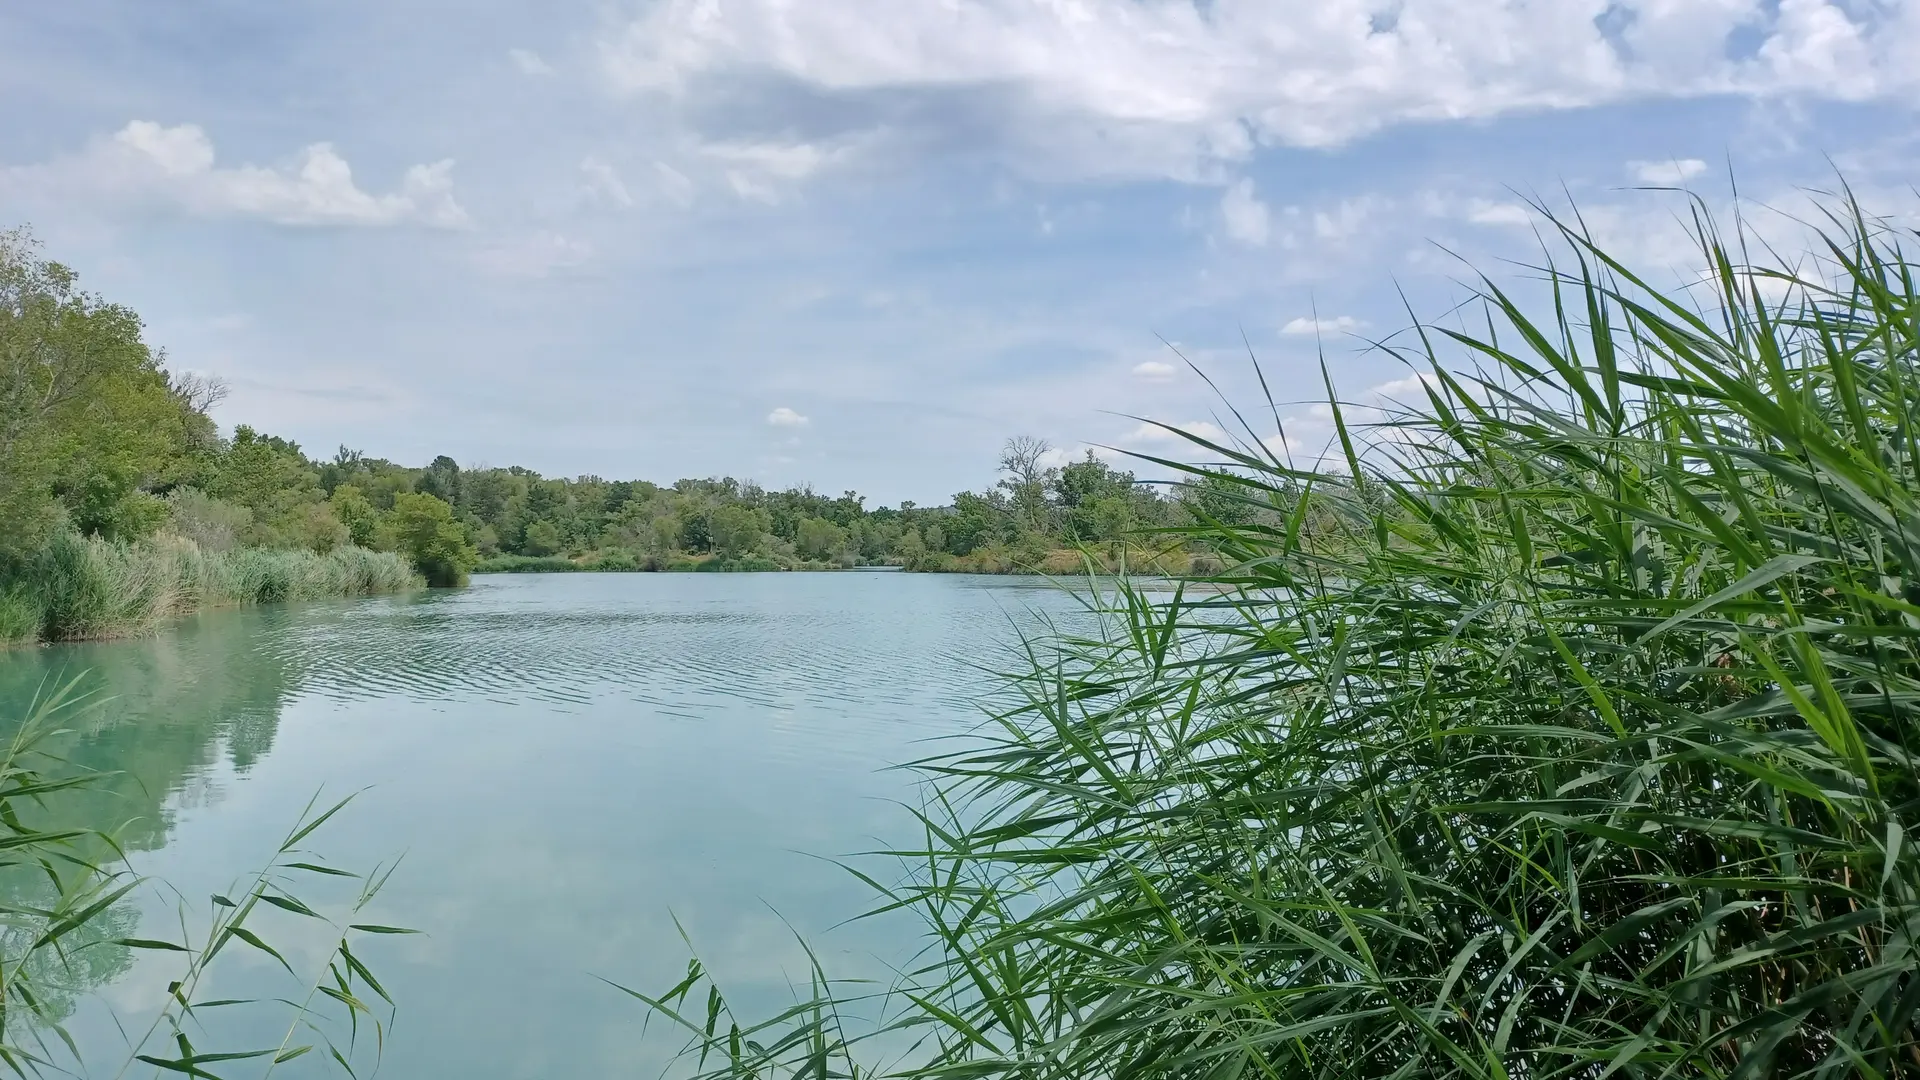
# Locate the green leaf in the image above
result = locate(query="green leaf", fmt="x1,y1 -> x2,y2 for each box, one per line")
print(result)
224,926 -> 296,976
281,861 -> 357,878
1639,553 -> 1825,642
258,892 -> 322,918
113,937 -> 189,952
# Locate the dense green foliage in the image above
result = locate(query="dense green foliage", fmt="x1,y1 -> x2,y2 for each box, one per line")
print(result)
627,199 -> 1920,1078
0,229 -> 215,557
443,447 -> 1197,575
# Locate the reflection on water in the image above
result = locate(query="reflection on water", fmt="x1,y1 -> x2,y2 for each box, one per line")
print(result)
0,572 -> 1092,1078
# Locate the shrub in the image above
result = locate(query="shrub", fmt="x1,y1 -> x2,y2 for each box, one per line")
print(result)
386,492 -> 477,587
328,483 -> 380,548
473,553 -> 578,574
165,486 -> 253,552
583,548 -> 642,571
693,555 -> 782,573
290,500 -> 350,553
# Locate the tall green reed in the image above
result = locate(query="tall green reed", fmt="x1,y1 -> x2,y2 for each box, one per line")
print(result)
0,677 -> 409,1077
2,535 -> 419,644
626,192 -> 1920,1077
0,591 -> 40,648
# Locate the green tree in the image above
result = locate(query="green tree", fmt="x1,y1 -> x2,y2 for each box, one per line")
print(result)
416,454 -> 462,505
328,484 -> 379,548
679,508 -> 712,553
209,426 -> 324,546
1,229 -> 202,555
646,515 -> 680,564
893,527 -> 929,569
385,492 -> 476,587
1055,452 -> 1137,541
522,520 -> 563,556
709,504 -> 767,559
795,517 -> 845,560
290,501 -> 349,553
1081,494 -> 1136,543
944,491 -> 1007,555
1180,472 -> 1263,528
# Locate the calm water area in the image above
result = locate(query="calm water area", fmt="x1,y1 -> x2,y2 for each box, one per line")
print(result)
0,572 -> 1098,1078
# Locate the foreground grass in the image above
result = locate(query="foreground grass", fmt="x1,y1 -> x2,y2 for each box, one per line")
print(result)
627,193 -> 1920,1078
1,532 -> 419,645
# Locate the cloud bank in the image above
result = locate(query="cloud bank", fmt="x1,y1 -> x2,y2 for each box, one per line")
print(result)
3,121 -> 468,228
598,0 -> 1920,178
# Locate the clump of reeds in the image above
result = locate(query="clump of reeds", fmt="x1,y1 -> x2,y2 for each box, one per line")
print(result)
0,587 -> 45,646
2,533 -> 420,643
627,191 -> 1920,1078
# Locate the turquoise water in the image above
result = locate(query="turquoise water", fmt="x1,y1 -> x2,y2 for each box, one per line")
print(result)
0,572 -> 1093,1078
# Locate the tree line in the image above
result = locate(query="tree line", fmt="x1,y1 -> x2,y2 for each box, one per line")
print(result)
3,226 -> 1253,583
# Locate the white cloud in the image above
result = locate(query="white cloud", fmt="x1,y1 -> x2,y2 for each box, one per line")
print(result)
1630,158 -> 1710,184
3,121 -> 468,228
475,231 -> 593,277
1759,0 -> 1879,99
766,406 -> 809,426
1131,360 -> 1178,382
1219,178 -> 1270,246
1466,199 -> 1533,227
580,156 -> 633,207
702,139 -> 847,203
509,48 -> 555,76
597,0 -> 1918,179
1281,315 -> 1365,337
117,120 -> 215,175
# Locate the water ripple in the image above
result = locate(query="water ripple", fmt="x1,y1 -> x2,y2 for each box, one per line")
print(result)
232,573 -> 1096,761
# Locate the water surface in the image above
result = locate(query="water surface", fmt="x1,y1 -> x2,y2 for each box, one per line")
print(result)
0,572 -> 1092,1078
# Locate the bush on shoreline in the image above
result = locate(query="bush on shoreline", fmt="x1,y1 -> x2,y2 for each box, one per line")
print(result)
474,549 -> 845,574
0,531 -> 420,645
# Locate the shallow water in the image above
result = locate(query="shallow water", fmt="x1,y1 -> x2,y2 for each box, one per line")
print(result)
0,572 -> 1095,1078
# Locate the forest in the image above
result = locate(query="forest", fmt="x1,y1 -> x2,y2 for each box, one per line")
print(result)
2,227 -> 1233,643
389,433 -> 1216,576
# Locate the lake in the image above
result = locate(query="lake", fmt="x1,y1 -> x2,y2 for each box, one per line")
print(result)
0,572 -> 1096,1078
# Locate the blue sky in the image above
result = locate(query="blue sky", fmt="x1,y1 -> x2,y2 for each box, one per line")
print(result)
3,0 -> 1916,505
